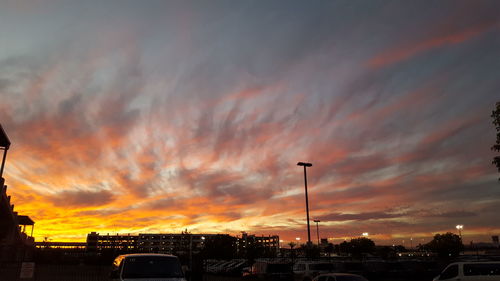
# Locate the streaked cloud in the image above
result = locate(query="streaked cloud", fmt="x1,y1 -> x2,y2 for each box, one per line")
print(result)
0,0 -> 499,244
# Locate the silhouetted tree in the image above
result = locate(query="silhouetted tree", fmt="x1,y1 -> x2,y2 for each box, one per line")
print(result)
288,242 -> 297,260
426,232 -> 463,257
394,245 -> 406,252
324,243 -> 334,257
337,238 -> 375,257
300,243 -> 320,258
338,241 -> 350,256
492,102 -> 500,180
350,237 -> 375,257
375,246 -> 396,259
199,234 -> 237,259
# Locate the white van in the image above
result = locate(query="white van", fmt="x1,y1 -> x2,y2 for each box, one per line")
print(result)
293,261 -> 337,281
110,253 -> 186,281
433,261 -> 500,281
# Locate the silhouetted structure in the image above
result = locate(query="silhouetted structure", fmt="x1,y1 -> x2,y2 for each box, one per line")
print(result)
0,124 -> 35,262
87,232 -> 216,254
87,232 -> 139,252
0,124 -> 10,178
138,233 -> 214,255
238,232 -> 280,257
86,231 -> 279,257
35,241 -> 87,249
297,162 -> 313,245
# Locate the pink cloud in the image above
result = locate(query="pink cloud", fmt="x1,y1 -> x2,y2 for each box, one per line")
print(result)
368,21 -> 499,68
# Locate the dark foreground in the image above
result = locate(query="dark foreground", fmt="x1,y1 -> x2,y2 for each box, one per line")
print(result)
0,263 -> 437,281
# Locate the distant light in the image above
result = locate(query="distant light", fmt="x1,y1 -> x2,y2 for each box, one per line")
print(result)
296,237 -> 301,241
362,232 -> 369,237
456,225 -> 463,230
279,240 -> 284,243
201,236 -> 205,240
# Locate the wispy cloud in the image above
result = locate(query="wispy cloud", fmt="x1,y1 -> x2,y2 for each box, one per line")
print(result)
0,0 -> 499,243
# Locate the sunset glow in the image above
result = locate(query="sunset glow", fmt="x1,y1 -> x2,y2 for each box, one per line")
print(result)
1,1 -> 499,245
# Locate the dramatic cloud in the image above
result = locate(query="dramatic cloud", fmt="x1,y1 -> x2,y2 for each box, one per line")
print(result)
0,0 -> 499,244
49,189 -> 115,207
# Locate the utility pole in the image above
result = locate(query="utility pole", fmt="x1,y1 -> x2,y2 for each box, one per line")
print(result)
314,220 -> 321,245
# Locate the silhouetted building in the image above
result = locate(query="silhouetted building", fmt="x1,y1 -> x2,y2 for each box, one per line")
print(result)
1,196 -> 37,258
86,232 -> 215,254
238,232 -> 280,256
87,232 -> 138,252
137,233 -> 216,254
34,241 -> 87,249
86,232 -> 279,256
0,124 -> 35,261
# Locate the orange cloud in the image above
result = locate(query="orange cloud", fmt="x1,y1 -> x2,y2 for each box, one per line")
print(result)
368,21 -> 499,68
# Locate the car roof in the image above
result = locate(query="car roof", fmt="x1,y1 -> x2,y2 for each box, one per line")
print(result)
297,261 -> 332,264
116,253 -> 178,259
319,273 -> 364,276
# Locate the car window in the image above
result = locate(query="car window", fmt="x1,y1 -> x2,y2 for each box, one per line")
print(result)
464,263 -> 500,276
122,256 -> 184,279
439,264 -> 459,280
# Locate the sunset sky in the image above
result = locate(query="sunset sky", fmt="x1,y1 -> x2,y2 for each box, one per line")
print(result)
1,0 -> 500,245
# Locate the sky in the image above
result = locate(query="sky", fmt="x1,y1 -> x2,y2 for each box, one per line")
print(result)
1,0 -> 500,245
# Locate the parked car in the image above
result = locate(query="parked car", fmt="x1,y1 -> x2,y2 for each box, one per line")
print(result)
312,273 -> 369,281
110,253 -> 186,281
433,261 -> 500,281
243,261 -> 293,281
293,261 -> 337,281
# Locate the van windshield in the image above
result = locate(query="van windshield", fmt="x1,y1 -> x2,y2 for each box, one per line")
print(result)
122,256 -> 184,279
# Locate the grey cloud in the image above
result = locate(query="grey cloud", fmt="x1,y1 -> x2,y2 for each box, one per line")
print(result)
0,78 -> 11,91
421,210 -> 477,218
318,211 -> 403,222
146,197 -> 184,211
58,93 -> 83,115
77,206 -> 133,217
177,167 -> 274,207
50,189 -> 115,207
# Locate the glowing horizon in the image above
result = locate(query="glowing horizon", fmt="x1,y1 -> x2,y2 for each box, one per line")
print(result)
1,0 -> 500,245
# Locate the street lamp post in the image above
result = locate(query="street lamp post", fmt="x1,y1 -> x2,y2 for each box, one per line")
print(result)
314,220 -> 321,246
297,162 -> 313,245
456,225 -> 464,255
456,225 -> 463,239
